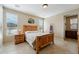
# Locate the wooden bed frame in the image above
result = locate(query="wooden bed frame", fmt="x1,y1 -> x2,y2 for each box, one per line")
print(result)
23,24 -> 54,54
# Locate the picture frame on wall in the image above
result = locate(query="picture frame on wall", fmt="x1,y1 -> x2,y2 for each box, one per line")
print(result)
28,18 -> 35,24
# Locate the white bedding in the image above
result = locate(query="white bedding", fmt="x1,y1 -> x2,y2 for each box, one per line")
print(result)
25,31 -> 49,48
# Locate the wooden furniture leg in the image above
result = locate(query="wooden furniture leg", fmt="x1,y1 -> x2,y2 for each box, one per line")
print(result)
36,37 -> 40,54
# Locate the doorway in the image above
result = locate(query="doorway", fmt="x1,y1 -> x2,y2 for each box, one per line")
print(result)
64,15 -> 78,53
64,15 -> 78,40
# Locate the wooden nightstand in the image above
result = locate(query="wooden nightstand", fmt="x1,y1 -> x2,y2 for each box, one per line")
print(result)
15,34 -> 24,44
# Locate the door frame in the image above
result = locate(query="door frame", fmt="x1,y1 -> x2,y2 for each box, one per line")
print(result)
64,15 -> 78,40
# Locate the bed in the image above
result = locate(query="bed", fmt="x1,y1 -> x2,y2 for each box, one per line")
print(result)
23,24 -> 54,54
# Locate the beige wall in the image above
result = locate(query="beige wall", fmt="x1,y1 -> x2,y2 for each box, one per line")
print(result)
3,7 -> 43,43
44,14 -> 64,38
44,8 -> 79,39
0,5 -> 3,47
3,6 -> 79,42
3,7 -> 42,30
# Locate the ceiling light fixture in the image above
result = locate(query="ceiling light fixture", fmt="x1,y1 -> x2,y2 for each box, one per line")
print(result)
42,4 -> 48,8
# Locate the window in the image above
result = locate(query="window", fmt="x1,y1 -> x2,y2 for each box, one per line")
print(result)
65,15 -> 78,31
38,19 -> 44,32
70,18 -> 78,30
6,13 -> 18,35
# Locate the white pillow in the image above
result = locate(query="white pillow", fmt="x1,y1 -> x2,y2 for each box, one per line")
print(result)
25,31 -> 38,33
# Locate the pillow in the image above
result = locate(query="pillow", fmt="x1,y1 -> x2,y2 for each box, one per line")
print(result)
25,31 -> 38,33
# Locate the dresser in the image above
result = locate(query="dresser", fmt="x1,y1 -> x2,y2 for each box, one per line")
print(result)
15,34 -> 25,44
65,30 -> 77,39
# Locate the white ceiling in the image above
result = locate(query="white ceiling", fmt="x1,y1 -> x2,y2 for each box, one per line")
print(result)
3,4 -> 79,18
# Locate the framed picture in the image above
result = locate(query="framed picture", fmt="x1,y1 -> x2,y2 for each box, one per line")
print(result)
28,18 -> 35,24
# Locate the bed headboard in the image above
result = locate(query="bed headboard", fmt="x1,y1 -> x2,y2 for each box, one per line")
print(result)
23,24 -> 38,33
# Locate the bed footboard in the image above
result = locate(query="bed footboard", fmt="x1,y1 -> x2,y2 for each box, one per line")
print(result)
36,34 -> 54,54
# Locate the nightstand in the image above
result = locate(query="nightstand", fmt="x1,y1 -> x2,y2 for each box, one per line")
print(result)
15,34 -> 24,44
